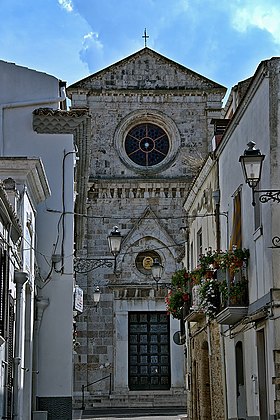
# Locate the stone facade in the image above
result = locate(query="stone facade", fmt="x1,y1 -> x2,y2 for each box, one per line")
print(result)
188,320 -> 225,420
183,156 -> 225,420
68,47 -> 226,407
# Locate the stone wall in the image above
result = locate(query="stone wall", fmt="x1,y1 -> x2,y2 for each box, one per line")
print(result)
187,319 -> 225,420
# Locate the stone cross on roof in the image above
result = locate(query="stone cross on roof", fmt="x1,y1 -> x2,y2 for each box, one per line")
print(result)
142,28 -> 149,47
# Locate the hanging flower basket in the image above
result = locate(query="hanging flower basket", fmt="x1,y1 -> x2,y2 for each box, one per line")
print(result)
165,289 -> 191,320
198,279 -> 221,318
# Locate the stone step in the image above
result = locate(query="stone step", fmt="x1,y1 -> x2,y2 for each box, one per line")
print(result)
73,391 -> 186,410
82,406 -> 188,417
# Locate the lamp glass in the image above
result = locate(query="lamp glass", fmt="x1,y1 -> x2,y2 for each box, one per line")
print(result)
108,226 -> 122,256
239,154 -> 264,188
151,258 -> 163,281
93,287 -> 101,304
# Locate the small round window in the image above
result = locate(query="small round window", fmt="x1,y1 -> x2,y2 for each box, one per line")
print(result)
135,251 -> 162,275
125,123 -> 169,167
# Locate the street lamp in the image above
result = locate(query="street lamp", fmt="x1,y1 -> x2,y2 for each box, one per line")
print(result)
93,286 -> 101,311
107,226 -> 122,272
151,258 -> 163,290
239,141 -> 265,206
239,141 -> 280,248
239,141 -> 280,206
74,226 -> 123,273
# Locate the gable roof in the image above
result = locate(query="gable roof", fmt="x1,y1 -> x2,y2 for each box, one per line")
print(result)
68,47 -> 226,94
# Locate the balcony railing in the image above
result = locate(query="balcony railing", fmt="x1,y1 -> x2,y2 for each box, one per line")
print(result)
185,271 -> 249,325
216,272 -> 249,325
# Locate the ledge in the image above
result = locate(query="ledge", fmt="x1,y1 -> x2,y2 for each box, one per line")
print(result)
216,306 -> 248,325
185,309 -> 205,322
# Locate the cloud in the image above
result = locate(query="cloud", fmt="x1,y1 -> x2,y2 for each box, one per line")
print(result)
230,1 -> 280,45
58,0 -> 73,13
79,31 -> 105,72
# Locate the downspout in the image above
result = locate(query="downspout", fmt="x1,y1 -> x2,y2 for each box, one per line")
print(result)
215,156 -> 229,419
0,85 -> 66,156
32,297 -> 49,412
13,271 -> 28,419
220,325 -> 228,420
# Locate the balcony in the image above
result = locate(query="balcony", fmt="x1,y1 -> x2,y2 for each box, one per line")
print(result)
216,305 -> 248,325
185,276 -> 249,325
216,277 -> 249,325
185,285 -> 205,322
166,249 -> 249,324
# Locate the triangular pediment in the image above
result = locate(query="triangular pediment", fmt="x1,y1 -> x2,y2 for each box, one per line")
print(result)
114,206 -> 184,284
120,206 -> 182,261
68,47 -> 226,93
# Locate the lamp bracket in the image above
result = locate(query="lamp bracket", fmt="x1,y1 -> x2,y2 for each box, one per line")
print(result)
255,189 -> 280,204
74,258 -> 114,273
271,236 -> 280,249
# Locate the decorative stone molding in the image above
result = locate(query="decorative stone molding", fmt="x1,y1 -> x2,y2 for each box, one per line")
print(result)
33,107 -> 92,250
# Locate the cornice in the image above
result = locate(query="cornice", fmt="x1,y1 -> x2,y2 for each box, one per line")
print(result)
33,107 -> 92,250
0,157 -> 50,205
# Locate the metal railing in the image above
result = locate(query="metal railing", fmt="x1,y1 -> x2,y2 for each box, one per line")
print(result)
81,373 -> 112,410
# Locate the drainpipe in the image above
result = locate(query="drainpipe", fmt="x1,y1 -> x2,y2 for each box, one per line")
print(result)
32,297 -> 49,412
219,325 -> 229,419
13,271 -> 28,419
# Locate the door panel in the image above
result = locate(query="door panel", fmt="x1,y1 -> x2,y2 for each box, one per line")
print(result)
128,312 -> 170,390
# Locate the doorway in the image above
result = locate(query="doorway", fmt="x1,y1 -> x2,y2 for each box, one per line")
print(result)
257,329 -> 268,419
128,312 -> 170,390
235,341 -> 246,419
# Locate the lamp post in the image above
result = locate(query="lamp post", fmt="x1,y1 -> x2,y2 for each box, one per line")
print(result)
151,258 -> 163,290
74,226 -> 123,273
239,141 -> 280,247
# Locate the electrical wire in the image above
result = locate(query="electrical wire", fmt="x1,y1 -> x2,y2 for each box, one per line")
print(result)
46,208 -> 227,220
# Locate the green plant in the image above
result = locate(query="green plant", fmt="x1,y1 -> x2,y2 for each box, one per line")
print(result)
217,248 -> 249,274
199,249 -> 216,269
171,268 -> 190,289
165,248 -> 249,319
220,277 -> 248,306
198,279 -> 221,318
165,288 -> 191,320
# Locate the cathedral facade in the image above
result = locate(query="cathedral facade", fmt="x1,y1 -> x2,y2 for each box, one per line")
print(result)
68,48 -> 226,407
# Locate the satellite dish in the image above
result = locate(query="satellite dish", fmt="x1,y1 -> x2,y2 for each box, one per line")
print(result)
173,331 -> 184,345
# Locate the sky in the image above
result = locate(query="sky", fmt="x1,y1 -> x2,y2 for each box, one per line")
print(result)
1,0 -> 280,91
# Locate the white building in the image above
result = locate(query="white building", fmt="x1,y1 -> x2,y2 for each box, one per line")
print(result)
0,159 -> 50,419
216,57 -> 280,419
0,60 -> 90,419
181,57 -> 280,419
0,180 -> 22,419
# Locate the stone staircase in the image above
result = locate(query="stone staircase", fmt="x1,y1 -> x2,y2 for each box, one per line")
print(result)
79,406 -> 188,419
73,390 -> 187,410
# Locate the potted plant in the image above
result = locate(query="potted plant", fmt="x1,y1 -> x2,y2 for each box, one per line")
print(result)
220,277 -> 249,306
198,279 -> 221,318
165,288 -> 191,320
